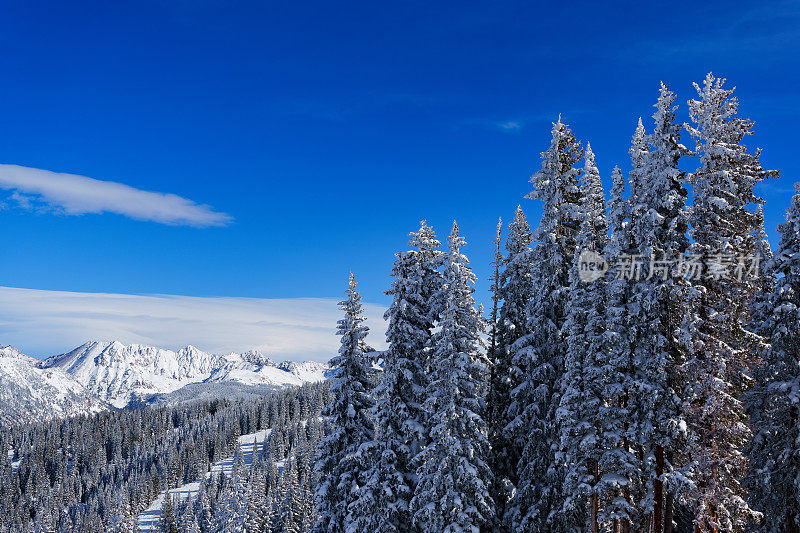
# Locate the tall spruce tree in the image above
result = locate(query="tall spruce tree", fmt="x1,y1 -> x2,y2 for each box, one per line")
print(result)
410,220 -> 447,376
160,494 -> 179,533
684,73 -> 775,531
745,183 -> 800,532
748,204 -> 776,335
744,202 -> 777,532
628,82 -> 692,532
629,117 -> 648,224
411,221 -> 494,532
506,117 -> 584,531
314,273 -> 376,533
351,222 -> 443,533
486,217 -> 508,524
600,164 -> 643,531
489,206 -> 535,525
558,143 -> 609,532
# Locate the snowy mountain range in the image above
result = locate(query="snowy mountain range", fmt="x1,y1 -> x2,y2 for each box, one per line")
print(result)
0,345 -> 106,426
0,341 -> 330,424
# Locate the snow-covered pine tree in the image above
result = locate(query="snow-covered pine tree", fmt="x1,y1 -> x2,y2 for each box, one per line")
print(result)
684,72 -> 776,531
748,203 -> 776,336
198,485 -> 214,533
160,493 -> 179,533
411,221 -> 494,533
409,219 -> 447,374
506,116 -> 584,531
314,273 -> 376,533
487,217 -> 503,446
490,205 -> 535,524
628,117 -> 648,226
627,82 -> 692,532
745,183 -> 800,532
744,202 -> 777,532
558,143 -> 609,532
599,164 -> 643,531
349,221 -> 443,533
109,493 -> 138,533
487,216 -> 509,522
488,218 -> 503,379
279,462 -> 304,533
244,464 -> 268,533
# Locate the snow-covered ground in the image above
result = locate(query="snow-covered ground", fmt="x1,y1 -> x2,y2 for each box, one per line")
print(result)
137,429 -> 272,532
7,448 -> 20,473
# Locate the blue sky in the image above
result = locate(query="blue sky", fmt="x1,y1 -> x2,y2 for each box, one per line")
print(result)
0,0 -> 798,356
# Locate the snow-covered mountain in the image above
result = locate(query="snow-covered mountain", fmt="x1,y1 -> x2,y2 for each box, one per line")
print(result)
39,341 -> 330,408
0,345 -> 106,426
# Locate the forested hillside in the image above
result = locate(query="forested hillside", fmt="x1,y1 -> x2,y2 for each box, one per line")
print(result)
0,382 -> 331,532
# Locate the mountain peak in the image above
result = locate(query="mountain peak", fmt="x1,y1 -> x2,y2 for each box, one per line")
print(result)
0,345 -> 28,359
35,340 -> 329,409
0,345 -> 105,425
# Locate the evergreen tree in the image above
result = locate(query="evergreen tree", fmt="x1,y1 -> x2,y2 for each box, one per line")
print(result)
109,493 -> 138,533
198,486 -> 214,533
745,183 -> 800,532
409,219 -> 447,375
599,164 -> 643,531
628,117 -> 648,225
350,222 -> 443,533
558,143 -> 608,532
628,82 -> 692,532
506,116 -> 583,531
411,221 -> 494,532
490,205 -> 535,525
684,72 -> 775,531
748,203 -> 776,335
486,217 -> 507,523
314,273 -> 376,533
244,467 -> 268,533
160,493 -> 179,533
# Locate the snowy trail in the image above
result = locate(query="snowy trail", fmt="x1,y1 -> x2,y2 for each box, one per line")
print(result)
137,429 -> 271,532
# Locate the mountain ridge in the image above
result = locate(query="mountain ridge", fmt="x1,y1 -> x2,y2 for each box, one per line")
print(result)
0,341 -> 330,424
0,344 -> 107,426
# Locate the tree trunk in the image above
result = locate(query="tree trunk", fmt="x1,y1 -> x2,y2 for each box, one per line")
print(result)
622,438 -> 632,533
654,445 -> 664,533
664,491 -> 673,533
589,458 -> 599,533
787,490 -> 799,533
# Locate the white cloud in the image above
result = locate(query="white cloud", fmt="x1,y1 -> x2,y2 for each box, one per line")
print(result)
497,120 -> 523,131
0,286 -> 387,362
0,164 -> 232,227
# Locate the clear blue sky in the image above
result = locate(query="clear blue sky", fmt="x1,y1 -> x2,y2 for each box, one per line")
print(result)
1,0 -> 798,310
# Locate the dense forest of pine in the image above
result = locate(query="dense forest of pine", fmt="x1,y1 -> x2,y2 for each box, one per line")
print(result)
3,72 -> 800,533
314,73 -> 800,533
0,383 -> 331,532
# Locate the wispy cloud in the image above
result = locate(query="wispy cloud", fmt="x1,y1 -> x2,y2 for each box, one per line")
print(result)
0,164 -> 232,227
496,120 -> 523,132
0,286 -> 387,361
458,107 -> 600,134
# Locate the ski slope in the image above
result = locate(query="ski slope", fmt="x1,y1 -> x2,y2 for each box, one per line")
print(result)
137,429 -> 272,532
